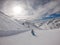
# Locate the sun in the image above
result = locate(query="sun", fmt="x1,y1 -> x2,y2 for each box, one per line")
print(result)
11,5 -> 29,20
12,6 -> 23,15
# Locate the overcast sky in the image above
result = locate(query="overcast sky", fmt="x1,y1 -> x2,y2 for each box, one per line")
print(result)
0,0 -> 60,20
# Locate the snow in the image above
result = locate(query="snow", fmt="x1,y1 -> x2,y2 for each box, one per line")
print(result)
0,11 -> 30,30
0,11 -> 60,45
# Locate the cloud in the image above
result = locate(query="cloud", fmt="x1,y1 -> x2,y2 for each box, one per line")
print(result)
20,0 -> 60,21
0,0 -> 60,21
29,1 -> 60,21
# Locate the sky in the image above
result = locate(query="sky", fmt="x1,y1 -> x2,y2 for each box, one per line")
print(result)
0,0 -> 60,20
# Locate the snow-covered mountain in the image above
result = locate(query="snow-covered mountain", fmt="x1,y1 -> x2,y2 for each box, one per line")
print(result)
0,11 -> 30,37
40,18 -> 60,30
0,11 -> 30,30
0,10 -> 60,37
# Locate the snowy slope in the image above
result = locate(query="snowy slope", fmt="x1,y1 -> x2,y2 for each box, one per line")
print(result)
0,11 -> 30,30
0,11 -> 30,37
0,10 -> 60,37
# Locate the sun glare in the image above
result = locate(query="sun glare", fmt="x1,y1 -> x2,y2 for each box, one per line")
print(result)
12,5 -> 29,20
12,6 -> 23,15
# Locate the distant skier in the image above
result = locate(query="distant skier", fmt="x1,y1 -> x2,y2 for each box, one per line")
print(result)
31,29 -> 36,36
